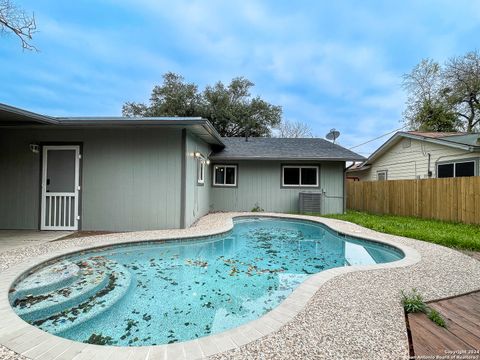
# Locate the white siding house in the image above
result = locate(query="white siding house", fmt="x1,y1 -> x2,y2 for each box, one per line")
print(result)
348,132 -> 480,181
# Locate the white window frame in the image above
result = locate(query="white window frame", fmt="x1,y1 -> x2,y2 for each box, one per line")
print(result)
281,165 -> 319,187
437,160 -> 476,178
197,157 -> 205,184
377,170 -> 388,181
213,165 -> 237,187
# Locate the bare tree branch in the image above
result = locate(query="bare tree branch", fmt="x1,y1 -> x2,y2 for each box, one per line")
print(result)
0,0 -> 37,51
275,120 -> 314,138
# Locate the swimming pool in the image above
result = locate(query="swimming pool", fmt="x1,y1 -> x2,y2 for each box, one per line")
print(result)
9,217 -> 403,346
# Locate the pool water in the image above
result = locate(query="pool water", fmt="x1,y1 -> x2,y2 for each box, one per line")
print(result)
9,217 -> 403,346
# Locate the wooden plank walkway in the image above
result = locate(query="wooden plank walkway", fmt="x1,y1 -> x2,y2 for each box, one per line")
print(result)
408,291 -> 480,358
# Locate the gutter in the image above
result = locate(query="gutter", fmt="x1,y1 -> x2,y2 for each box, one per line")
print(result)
0,103 -> 59,125
209,156 -> 366,162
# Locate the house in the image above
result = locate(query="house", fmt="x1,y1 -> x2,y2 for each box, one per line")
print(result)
347,131 -> 480,181
0,103 -> 364,232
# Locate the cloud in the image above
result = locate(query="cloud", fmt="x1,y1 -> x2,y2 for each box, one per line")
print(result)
2,0 -> 480,154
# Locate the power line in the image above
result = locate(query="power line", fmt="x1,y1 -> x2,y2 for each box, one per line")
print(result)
348,125 -> 408,150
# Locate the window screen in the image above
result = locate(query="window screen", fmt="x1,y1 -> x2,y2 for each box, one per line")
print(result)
225,167 -> 236,185
283,167 -> 300,185
282,166 -> 318,186
437,164 -> 454,178
455,161 -> 475,177
377,171 -> 387,181
301,167 -> 317,185
197,159 -> 205,184
213,165 -> 237,186
214,166 -> 225,184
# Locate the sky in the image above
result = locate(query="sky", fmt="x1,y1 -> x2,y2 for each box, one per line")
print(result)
1,1 -> 480,156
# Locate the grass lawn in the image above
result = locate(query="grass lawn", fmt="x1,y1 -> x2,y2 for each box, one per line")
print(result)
322,211 -> 480,251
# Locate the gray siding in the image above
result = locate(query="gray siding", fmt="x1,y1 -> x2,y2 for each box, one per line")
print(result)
1,128 -> 346,231
184,132 -> 212,227
210,160 -> 345,214
0,128 -> 182,231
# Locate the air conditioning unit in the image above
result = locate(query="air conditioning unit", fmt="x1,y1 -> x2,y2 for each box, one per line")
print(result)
298,192 -> 322,214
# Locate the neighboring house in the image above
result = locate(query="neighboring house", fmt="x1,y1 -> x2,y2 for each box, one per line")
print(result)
0,103 -> 364,232
347,131 -> 480,181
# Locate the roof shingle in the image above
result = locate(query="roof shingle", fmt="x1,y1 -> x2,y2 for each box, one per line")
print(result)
211,137 -> 365,161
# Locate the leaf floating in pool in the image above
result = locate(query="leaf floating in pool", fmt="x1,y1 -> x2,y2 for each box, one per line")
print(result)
143,314 -> 151,322
125,319 -> 139,332
185,259 -> 208,268
229,266 -> 238,276
85,333 -> 114,345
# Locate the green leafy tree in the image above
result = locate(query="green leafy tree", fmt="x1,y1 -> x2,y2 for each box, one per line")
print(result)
411,99 -> 459,132
122,73 -> 202,117
402,51 -> 480,132
122,72 -> 282,137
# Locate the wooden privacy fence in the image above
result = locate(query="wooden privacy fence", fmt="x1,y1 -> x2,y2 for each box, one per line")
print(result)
346,177 -> 480,225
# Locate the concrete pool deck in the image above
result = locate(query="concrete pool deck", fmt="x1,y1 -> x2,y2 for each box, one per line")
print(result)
0,212 -> 479,360
0,231 -> 73,252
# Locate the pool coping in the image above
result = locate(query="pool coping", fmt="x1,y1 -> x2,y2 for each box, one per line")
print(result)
0,213 -> 421,360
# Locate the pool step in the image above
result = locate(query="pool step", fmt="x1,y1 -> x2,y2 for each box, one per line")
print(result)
12,261 -> 80,300
12,259 -> 110,322
31,260 -> 131,335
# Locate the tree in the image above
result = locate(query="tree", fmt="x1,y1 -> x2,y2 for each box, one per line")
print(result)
275,120 -> 313,138
402,59 -> 458,131
123,73 -> 202,117
0,0 -> 37,51
443,51 -> 480,132
413,99 -> 459,132
202,77 -> 281,137
123,73 -> 282,137
402,51 -> 480,132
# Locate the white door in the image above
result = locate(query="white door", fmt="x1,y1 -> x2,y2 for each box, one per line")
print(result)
41,146 -> 80,230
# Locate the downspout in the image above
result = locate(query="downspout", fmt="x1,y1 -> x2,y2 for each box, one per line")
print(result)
427,153 -> 432,178
180,129 -> 187,229
343,164 -> 347,214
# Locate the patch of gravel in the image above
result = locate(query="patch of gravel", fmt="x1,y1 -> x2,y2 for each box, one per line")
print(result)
1,213 -> 479,360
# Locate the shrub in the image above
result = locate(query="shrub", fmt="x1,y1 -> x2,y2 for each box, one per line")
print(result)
251,203 -> 264,212
401,289 -> 447,328
401,289 -> 426,313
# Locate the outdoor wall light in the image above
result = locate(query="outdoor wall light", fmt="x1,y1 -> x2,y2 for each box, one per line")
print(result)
206,160 -> 211,165
194,152 -> 202,158
29,143 -> 40,153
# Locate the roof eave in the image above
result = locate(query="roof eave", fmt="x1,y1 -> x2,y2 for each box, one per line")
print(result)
365,132 -> 475,166
209,156 -> 365,161
0,103 -> 59,125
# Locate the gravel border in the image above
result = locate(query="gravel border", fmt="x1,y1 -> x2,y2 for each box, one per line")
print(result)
0,213 -> 479,360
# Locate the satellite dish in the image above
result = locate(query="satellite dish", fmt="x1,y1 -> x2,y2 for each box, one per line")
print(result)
326,128 -> 340,144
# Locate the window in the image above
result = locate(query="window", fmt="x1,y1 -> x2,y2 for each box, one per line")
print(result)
438,160 -> 475,178
377,170 -> 387,181
197,158 -> 205,184
282,166 -> 319,187
213,165 -> 237,186
437,163 -> 454,178
455,161 -> 475,177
